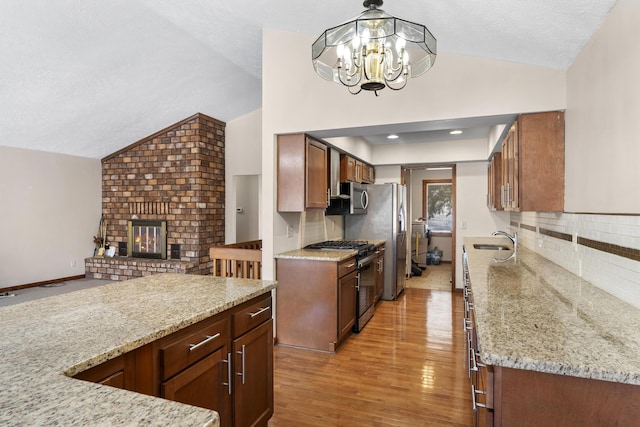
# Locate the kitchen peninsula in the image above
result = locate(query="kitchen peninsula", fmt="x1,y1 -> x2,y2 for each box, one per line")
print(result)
464,238 -> 640,425
0,273 -> 276,426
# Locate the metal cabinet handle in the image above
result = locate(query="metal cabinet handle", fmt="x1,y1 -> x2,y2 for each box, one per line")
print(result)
189,332 -> 221,351
222,352 -> 232,395
463,317 -> 472,332
326,188 -> 330,205
249,306 -> 270,318
236,344 -> 246,385
470,346 -> 478,372
345,263 -> 356,268
471,384 -> 487,411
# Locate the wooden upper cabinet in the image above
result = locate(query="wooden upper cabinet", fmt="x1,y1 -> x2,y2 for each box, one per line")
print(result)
354,160 -> 363,183
501,111 -> 565,212
341,155 -> 375,183
340,155 -> 356,182
277,134 -> 328,211
487,152 -> 503,211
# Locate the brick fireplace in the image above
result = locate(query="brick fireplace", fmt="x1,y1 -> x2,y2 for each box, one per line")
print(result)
85,112 -> 225,280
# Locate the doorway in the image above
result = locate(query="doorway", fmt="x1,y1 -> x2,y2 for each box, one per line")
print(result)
402,164 -> 456,291
234,175 -> 260,242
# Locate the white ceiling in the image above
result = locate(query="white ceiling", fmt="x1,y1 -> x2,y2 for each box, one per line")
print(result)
0,0 -> 619,158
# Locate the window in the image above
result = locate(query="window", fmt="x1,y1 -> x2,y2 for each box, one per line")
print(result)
422,180 -> 453,234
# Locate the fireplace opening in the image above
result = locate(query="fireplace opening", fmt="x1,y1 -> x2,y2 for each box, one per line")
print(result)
127,220 -> 167,259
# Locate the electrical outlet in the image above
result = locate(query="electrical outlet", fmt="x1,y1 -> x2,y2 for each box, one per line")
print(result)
71,260 -> 77,268
287,224 -> 294,238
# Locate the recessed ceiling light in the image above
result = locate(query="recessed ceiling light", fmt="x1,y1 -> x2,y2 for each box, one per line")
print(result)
387,134 -> 399,139
449,130 -> 463,135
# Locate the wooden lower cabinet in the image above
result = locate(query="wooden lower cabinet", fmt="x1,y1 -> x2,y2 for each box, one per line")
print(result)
233,319 -> 274,427
74,352 -> 136,390
276,256 -> 357,352
338,270 -> 357,340
162,347 -> 232,427
487,366 -> 640,427
74,293 -> 273,427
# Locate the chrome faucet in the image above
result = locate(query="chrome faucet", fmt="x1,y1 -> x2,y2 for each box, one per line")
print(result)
492,230 -> 518,248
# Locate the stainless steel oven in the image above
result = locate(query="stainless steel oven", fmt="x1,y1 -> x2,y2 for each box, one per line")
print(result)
354,252 -> 376,332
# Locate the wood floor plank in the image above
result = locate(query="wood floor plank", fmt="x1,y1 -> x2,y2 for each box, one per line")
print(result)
269,288 -> 473,426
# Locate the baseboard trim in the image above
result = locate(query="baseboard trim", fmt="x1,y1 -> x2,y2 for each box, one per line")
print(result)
1,275 -> 86,292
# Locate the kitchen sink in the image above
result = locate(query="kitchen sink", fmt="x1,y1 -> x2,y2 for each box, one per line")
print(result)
473,244 -> 512,251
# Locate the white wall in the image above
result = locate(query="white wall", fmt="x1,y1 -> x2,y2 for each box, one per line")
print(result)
455,162 -> 511,288
0,146 -> 101,288
373,138 -> 488,165
565,0 -> 640,214
323,136 -> 372,162
225,109 -> 263,243
262,28 -> 566,281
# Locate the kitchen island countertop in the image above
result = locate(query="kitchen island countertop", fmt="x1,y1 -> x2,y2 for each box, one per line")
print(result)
465,237 -> 640,385
0,273 -> 277,426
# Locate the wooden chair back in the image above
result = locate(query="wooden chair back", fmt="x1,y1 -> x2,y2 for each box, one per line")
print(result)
209,246 -> 262,279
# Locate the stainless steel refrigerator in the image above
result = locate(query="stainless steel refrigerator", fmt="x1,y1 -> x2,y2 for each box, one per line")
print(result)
345,183 -> 407,300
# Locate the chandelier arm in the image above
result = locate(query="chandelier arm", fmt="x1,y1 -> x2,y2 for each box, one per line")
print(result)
384,47 -> 404,74
385,73 -> 409,91
348,85 -> 363,95
337,67 -> 362,87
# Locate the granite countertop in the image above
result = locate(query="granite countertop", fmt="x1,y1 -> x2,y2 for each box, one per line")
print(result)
275,239 -> 386,261
465,237 -> 640,385
0,273 -> 277,426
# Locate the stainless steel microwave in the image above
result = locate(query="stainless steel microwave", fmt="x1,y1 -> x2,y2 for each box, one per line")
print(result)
326,182 -> 369,215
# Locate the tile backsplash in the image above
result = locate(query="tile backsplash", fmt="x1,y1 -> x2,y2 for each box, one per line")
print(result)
510,212 -> 640,308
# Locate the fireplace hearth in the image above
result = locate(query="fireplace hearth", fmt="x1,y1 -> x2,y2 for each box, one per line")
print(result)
128,220 -> 167,259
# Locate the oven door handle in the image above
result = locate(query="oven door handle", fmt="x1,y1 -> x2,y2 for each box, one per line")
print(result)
357,254 -> 377,268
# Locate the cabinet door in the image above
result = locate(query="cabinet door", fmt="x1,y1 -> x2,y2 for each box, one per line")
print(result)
487,153 -> 503,211
501,124 -> 518,210
306,137 -> 329,209
162,347 -> 233,427
517,111 -> 564,212
277,134 -> 328,212
355,160 -> 363,183
340,155 -> 356,182
338,270 -> 357,341
233,319 -> 274,427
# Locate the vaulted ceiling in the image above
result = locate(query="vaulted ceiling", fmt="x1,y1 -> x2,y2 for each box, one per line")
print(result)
0,0 -> 618,158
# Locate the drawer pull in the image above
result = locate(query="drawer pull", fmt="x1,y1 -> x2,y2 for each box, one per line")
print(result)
188,332 -> 221,352
345,263 -> 356,268
249,306 -> 270,318
222,352 -> 232,395
471,384 -> 487,411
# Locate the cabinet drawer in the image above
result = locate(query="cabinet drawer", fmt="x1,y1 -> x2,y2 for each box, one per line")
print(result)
338,257 -> 357,278
160,317 -> 230,380
233,295 -> 272,338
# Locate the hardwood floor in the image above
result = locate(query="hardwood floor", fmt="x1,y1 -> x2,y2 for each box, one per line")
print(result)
269,288 -> 473,426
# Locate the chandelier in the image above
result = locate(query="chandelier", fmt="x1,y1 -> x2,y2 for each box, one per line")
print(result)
312,0 -> 437,96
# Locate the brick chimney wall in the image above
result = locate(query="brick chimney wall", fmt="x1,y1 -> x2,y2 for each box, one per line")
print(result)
98,112 -> 225,276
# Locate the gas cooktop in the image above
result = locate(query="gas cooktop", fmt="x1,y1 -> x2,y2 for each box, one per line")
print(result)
304,240 -> 370,250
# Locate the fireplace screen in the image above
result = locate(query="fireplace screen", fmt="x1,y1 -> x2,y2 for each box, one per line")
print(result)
127,220 -> 167,259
